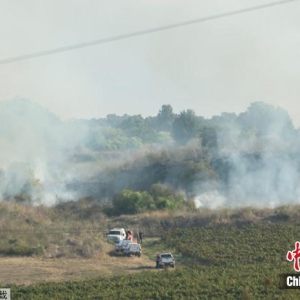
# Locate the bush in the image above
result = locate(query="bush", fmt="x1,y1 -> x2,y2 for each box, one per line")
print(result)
112,189 -> 156,215
110,185 -> 187,216
0,245 -> 44,256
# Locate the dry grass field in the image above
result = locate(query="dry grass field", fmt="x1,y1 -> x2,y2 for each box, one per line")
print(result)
0,200 -> 299,290
0,248 -> 156,285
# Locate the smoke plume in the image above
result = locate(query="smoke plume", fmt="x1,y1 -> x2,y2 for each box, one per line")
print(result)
195,102 -> 300,209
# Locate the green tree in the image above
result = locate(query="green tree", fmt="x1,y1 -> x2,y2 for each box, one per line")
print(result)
238,101 -> 295,139
112,189 -> 155,215
119,115 -> 158,143
200,126 -> 218,151
171,109 -> 202,145
156,104 -> 175,131
149,183 -> 174,198
106,114 -> 128,127
149,184 -> 185,210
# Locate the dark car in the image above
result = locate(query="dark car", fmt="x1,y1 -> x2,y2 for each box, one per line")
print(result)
156,253 -> 175,268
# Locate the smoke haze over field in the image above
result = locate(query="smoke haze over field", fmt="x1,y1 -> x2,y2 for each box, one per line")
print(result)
0,98 -> 90,204
1,1 -> 300,210
0,98 -> 300,209
195,102 -> 300,209
195,152 -> 300,209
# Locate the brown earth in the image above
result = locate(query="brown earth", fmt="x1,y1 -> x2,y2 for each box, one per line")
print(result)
0,244 -> 156,286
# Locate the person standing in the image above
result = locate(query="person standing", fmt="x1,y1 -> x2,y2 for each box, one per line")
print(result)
139,231 -> 143,244
156,254 -> 160,268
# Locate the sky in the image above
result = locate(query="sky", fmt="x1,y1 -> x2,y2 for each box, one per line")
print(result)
1,0 -> 300,126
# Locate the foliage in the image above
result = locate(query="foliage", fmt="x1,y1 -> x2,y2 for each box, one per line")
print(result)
112,189 -> 156,215
0,245 -> 44,256
9,222 -> 300,299
11,101 -> 300,205
158,224 -> 300,299
150,184 -> 186,211
110,184 -> 187,216
0,201 -> 108,258
237,101 -> 295,139
93,143 -> 216,202
200,125 -> 218,151
157,131 -> 173,144
156,104 -> 176,131
85,126 -> 143,151
118,115 -> 158,144
171,109 -> 203,145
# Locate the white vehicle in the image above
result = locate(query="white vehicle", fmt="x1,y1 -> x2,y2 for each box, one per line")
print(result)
123,243 -> 142,257
156,253 -> 175,268
106,228 -> 126,243
115,239 -> 132,253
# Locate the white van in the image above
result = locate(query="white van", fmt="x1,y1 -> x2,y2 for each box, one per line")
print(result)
106,228 -> 126,243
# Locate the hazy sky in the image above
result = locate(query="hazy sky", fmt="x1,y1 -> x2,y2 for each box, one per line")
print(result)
1,0 -> 300,126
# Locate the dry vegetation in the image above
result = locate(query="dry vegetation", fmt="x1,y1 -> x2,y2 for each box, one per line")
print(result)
0,200 -> 298,258
0,253 -> 156,286
107,204 -> 300,237
0,200 -> 109,259
1,200 -> 300,298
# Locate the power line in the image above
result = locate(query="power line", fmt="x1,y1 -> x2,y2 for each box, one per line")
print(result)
0,229 -> 106,233
0,0 -> 298,65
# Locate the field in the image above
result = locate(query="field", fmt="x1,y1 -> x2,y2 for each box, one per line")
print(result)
0,254 -> 154,286
3,220 -> 300,299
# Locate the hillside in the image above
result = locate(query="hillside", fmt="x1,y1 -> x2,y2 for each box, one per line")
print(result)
0,200 -> 299,260
0,202 -> 300,299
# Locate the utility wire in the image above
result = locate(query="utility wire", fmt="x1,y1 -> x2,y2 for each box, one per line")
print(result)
0,229 -> 107,233
0,0 -> 298,65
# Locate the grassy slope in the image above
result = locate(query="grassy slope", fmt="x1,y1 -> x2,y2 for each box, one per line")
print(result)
1,202 -> 300,299
8,223 -> 300,299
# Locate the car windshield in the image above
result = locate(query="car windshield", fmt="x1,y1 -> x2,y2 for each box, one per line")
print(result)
109,231 -> 121,235
161,254 -> 172,258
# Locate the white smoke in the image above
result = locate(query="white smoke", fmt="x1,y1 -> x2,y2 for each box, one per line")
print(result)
0,98 -> 89,205
194,190 -> 227,209
195,102 -> 300,209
